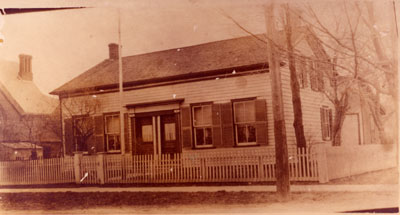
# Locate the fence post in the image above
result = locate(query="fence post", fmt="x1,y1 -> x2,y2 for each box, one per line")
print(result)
96,153 -> 105,184
73,153 -> 83,184
315,144 -> 329,183
258,155 -> 264,180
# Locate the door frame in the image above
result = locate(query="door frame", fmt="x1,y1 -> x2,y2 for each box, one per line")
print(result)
131,110 -> 181,156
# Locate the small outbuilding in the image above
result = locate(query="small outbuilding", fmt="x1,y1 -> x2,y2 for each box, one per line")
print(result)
0,142 -> 43,161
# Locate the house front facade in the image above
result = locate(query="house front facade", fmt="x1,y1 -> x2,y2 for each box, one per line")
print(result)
52,34 -> 338,158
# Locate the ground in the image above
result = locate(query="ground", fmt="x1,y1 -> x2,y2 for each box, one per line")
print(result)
0,191 -> 398,214
327,167 -> 398,184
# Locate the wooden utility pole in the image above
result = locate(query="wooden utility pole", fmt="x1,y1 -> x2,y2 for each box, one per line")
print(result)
265,2 -> 290,198
118,9 -> 125,154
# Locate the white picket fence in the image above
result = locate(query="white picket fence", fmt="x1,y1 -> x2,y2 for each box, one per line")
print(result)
0,157 -> 75,185
0,147 -> 320,186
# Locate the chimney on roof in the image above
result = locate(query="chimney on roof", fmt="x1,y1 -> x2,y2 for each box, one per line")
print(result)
18,54 -> 33,81
108,43 -> 119,60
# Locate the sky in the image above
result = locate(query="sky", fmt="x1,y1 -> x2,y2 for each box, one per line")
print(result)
0,0 -> 397,94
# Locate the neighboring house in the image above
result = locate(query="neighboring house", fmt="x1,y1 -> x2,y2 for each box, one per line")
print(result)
0,142 -> 43,161
0,55 -> 62,160
51,33 -> 385,157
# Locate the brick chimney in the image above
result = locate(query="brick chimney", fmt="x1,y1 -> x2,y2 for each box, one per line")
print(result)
18,54 -> 33,81
108,43 -> 119,60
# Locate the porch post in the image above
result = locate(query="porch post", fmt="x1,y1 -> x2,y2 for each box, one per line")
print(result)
73,152 -> 83,184
315,143 -> 329,183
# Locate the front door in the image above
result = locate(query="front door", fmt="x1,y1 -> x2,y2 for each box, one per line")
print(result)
132,111 -> 180,155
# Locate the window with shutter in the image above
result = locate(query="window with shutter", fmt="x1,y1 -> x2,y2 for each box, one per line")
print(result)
73,116 -> 93,153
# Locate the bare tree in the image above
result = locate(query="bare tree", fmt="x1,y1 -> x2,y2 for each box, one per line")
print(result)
223,1 -> 396,146
61,94 -> 100,152
282,4 -> 307,148
298,1 -> 397,145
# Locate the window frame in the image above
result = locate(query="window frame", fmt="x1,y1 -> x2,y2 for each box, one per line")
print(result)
320,106 -> 332,141
104,113 -> 121,152
191,103 -> 213,148
233,98 -> 257,146
72,115 -> 91,153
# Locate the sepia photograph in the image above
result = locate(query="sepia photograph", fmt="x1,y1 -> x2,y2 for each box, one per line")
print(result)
0,0 -> 398,214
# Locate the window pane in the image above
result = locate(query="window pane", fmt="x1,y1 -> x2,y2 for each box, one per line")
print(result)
164,123 -> 176,141
244,101 -> 255,122
142,125 -> 153,142
203,105 -> 212,125
204,127 -> 213,145
106,116 -> 120,133
248,125 -> 256,142
108,134 -> 121,151
76,136 -> 87,151
195,128 -> 204,145
234,102 -> 245,123
193,106 -> 203,126
237,125 -> 247,143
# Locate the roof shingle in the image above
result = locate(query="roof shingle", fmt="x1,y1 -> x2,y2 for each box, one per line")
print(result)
51,34 -> 270,95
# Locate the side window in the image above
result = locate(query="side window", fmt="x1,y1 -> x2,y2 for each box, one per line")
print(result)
233,100 -> 257,145
105,114 -> 121,152
297,58 -> 308,89
320,107 -> 333,141
192,104 -> 213,148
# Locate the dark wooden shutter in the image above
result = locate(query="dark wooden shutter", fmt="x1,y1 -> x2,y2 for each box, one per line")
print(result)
181,106 -> 192,149
220,102 -> 234,147
320,108 -> 326,140
87,117 -> 96,155
124,113 -> 130,153
87,137 -> 96,154
94,115 -> 105,152
302,62 -> 308,88
211,103 -> 222,147
64,118 -> 74,156
130,117 -> 137,154
328,109 -> 333,140
309,60 -> 317,91
255,99 -> 268,146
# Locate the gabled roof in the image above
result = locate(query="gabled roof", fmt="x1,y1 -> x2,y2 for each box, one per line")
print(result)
0,60 -> 58,115
51,34 -> 271,95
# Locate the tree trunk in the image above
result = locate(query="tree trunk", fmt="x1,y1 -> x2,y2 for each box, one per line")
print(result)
284,4 -> 307,148
332,94 -> 349,146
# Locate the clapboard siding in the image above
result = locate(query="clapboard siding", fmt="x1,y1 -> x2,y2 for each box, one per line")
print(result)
62,72 -> 284,148
280,65 -> 334,146
62,65 -> 334,151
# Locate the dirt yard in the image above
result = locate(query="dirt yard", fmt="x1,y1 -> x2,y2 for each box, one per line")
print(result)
0,191 -> 398,214
328,168 -> 399,184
